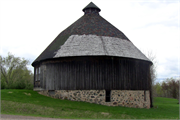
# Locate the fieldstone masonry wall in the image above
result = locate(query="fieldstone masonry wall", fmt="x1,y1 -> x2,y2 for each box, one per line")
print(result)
39,90 -> 150,108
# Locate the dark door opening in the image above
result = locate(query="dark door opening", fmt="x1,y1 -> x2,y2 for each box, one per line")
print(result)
144,90 -> 146,101
48,90 -> 55,95
106,90 -> 111,102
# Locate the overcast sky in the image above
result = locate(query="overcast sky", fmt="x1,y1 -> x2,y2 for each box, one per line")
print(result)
0,0 -> 179,82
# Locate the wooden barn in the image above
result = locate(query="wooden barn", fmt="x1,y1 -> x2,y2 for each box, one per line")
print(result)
32,2 -> 152,108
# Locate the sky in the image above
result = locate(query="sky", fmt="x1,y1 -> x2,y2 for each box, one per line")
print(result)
0,0 -> 179,83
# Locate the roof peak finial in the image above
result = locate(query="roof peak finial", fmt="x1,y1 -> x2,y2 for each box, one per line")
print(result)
82,2 -> 101,14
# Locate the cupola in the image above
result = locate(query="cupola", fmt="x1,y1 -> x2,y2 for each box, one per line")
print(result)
82,2 -> 101,14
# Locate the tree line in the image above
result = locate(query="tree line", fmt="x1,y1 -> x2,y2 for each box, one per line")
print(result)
153,78 -> 179,100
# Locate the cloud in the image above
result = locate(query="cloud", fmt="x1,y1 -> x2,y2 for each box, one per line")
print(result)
157,57 -> 179,78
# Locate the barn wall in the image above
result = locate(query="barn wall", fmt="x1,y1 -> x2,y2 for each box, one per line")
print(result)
39,90 -> 150,108
38,56 -> 151,90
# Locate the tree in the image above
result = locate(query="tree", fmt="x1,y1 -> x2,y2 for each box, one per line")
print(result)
153,82 -> 163,97
143,51 -> 157,108
161,78 -> 179,99
145,51 -> 157,85
0,53 -> 33,89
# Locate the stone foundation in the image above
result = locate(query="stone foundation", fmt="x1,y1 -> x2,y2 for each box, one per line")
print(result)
39,90 -> 150,108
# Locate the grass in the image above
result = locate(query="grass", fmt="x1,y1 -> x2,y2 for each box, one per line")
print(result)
1,89 -> 179,119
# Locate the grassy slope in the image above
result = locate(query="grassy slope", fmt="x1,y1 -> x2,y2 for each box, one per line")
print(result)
1,89 -> 179,119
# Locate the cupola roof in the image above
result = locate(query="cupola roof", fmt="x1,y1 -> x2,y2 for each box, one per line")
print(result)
82,2 -> 101,12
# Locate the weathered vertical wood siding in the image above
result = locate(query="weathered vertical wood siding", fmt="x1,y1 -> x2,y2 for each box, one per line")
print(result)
36,56 -> 151,90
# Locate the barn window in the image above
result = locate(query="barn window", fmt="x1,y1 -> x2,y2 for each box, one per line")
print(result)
39,67 -> 40,74
105,90 -> 111,102
38,67 -> 40,80
35,67 -> 38,81
35,66 -> 40,81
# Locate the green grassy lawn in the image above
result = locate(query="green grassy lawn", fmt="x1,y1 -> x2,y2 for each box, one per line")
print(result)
1,89 -> 179,119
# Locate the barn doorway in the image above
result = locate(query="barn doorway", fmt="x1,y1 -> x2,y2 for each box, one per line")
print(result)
48,90 -> 55,95
105,90 -> 111,102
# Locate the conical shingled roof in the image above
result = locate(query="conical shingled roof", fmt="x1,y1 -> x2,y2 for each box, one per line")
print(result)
32,2 -> 150,66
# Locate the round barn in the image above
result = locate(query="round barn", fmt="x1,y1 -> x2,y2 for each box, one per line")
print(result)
32,2 -> 152,108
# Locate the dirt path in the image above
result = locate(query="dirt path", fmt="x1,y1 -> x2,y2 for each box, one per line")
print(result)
1,114 -> 72,120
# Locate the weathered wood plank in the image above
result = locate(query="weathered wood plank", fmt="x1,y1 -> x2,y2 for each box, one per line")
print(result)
36,56 -> 151,91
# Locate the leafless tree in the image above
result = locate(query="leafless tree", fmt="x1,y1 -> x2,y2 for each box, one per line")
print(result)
142,50 -> 157,107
